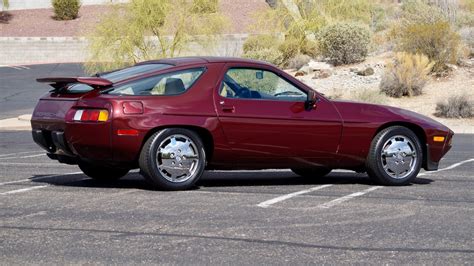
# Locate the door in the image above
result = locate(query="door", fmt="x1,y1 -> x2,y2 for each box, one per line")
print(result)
214,65 -> 342,168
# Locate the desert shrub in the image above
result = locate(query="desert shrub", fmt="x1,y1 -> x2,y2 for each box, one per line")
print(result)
191,0 -> 218,14
380,52 -> 434,98
350,89 -> 387,104
242,35 -> 279,53
318,22 -> 371,65
392,1 -> 461,73
52,0 -> 81,20
459,27 -> 474,56
435,95 -> 473,118
395,21 -> 460,73
242,48 -> 283,65
278,37 -> 301,63
242,35 -> 283,65
287,54 -> 312,69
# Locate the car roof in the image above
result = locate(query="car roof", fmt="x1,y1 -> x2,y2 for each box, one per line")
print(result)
137,56 -> 274,67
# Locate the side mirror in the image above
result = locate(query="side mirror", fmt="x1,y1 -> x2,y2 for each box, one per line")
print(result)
304,90 -> 318,111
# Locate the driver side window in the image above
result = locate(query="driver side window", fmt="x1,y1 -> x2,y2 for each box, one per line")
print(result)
220,68 -> 306,101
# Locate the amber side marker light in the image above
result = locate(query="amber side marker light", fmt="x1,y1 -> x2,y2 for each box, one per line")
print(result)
433,136 -> 445,142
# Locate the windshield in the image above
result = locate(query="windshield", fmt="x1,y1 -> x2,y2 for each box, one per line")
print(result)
99,64 -> 171,83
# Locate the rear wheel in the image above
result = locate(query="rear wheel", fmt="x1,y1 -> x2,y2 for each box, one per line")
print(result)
366,126 -> 422,185
139,128 -> 206,190
78,162 -> 129,181
291,167 -> 332,178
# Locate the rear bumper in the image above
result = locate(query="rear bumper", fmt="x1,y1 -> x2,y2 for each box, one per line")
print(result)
32,130 -> 74,156
32,129 -> 78,164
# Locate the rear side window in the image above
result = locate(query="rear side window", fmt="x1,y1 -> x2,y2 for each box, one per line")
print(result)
99,64 -> 171,83
107,68 -> 205,96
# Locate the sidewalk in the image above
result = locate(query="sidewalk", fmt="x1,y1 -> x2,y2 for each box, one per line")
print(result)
0,114 -> 31,131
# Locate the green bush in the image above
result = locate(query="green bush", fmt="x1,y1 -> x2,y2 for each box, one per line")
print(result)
242,35 -> 279,53
393,21 -> 461,73
287,54 -> 312,70
435,95 -> 473,118
318,22 -> 371,65
52,0 -> 80,20
191,0 -> 218,14
459,27 -> 474,56
380,52 -> 434,98
242,48 -> 283,66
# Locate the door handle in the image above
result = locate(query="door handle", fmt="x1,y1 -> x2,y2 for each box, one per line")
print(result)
220,101 -> 235,112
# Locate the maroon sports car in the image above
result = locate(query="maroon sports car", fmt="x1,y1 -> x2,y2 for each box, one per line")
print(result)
32,57 -> 453,190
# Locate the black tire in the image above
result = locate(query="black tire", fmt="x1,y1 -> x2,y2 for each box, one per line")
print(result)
366,126 -> 422,186
291,167 -> 332,178
78,162 -> 129,181
139,128 -> 206,190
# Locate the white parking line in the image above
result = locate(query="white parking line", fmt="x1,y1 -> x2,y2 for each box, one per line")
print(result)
257,184 -> 333,208
418,158 -> 474,176
0,151 -> 43,158
318,186 -> 383,209
256,158 -> 474,209
0,185 -> 48,195
0,154 -> 45,160
0,171 -> 83,186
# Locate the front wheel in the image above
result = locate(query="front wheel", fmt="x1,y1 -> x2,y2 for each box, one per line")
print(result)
291,167 -> 332,178
366,126 -> 422,186
139,128 -> 206,190
78,162 -> 129,181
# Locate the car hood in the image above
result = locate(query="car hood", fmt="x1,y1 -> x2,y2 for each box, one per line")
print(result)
332,100 -> 450,132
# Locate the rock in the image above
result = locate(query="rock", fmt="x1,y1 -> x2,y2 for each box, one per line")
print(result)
446,64 -> 458,71
350,68 -> 359,73
298,65 -> 311,74
307,60 -> 332,72
312,69 -> 332,79
357,67 -> 375,76
294,70 -> 307,77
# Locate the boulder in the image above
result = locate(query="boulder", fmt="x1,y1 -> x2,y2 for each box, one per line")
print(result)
357,67 -> 374,76
294,70 -> 307,77
312,69 -> 332,79
307,60 -> 332,72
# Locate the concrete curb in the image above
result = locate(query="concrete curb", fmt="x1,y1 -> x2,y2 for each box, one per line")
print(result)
0,114 -> 31,131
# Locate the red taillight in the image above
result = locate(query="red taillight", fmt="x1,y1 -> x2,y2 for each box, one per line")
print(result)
72,109 -> 109,122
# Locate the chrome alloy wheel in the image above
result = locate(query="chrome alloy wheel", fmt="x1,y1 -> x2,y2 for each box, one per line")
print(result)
380,135 -> 418,179
156,134 -> 200,183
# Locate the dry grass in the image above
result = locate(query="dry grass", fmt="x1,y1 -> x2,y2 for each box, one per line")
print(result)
435,95 -> 473,118
380,52 -> 434,98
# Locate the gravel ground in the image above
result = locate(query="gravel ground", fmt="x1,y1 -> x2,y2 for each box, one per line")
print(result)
0,0 -> 269,37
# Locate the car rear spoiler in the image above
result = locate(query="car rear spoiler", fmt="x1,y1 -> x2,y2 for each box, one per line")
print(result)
36,77 -> 113,90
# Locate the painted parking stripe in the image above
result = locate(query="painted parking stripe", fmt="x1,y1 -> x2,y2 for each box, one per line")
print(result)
0,154 -> 45,160
317,158 -> 474,209
0,185 -> 48,195
0,151 -> 43,158
257,184 -> 333,208
256,158 -> 474,209
318,186 -> 382,209
418,158 -> 474,176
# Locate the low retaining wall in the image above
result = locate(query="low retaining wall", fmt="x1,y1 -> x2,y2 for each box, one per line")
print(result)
1,0 -> 128,11
0,34 -> 249,65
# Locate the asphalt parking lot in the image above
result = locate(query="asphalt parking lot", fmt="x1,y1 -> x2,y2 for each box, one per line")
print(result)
1,64 -> 473,264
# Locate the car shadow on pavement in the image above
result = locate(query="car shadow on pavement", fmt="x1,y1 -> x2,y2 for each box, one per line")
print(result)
30,170 -> 434,190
